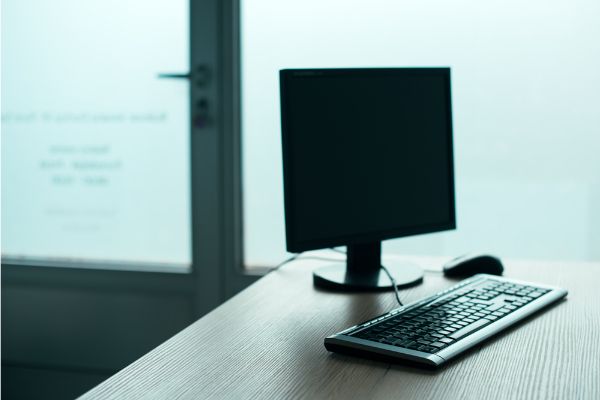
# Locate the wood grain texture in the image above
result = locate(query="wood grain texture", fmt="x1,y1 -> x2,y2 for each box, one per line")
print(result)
78,256 -> 600,400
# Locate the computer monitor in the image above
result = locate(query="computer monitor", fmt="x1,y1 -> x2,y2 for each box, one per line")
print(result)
280,68 -> 455,291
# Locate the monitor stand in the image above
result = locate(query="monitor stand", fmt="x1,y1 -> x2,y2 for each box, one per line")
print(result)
313,242 -> 423,291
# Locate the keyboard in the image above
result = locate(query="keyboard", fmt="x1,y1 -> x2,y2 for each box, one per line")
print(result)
324,274 -> 567,367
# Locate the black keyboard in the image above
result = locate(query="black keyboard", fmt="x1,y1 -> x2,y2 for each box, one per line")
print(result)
324,274 -> 567,367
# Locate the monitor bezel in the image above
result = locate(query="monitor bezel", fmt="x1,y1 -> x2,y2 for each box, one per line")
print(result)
280,68 -> 456,253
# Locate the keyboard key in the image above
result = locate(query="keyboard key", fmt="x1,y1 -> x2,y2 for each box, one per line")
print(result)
419,346 -> 436,353
449,319 -> 491,340
455,296 -> 471,303
393,338 -> 411,346
487,303 -> 505,311
521,296 -> 533,302
469,298 -> 493,305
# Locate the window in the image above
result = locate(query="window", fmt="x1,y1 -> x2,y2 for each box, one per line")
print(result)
241,0 -> 600,266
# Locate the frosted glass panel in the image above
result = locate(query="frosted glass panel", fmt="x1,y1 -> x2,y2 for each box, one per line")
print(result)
1,0 -> 191,271
241,0 -> 600,266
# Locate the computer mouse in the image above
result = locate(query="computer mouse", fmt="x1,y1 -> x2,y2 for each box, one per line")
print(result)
443,253 -> 504,278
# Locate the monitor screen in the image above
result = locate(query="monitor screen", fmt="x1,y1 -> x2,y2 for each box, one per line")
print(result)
280,68 -> 455,252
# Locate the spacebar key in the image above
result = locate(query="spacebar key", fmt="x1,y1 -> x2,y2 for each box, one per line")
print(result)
449,319 -> 491,340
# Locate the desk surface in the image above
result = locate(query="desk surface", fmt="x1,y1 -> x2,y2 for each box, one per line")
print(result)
80,256 -> 600,400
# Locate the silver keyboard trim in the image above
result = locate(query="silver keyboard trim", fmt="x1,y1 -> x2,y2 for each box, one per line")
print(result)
436,277 -> 567,361
325,335 -> 445,366
324,274 -> 568,367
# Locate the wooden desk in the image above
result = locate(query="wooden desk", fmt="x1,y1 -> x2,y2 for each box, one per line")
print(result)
79,256 -> 600,399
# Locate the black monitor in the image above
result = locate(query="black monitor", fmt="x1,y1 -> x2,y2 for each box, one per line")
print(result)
280,68 -> 455,291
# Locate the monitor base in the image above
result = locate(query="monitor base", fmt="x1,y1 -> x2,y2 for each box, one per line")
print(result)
313,262 -> 423,291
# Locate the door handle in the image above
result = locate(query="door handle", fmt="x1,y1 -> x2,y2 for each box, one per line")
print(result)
157,72 -> 192,79
157,65 -> 211,129
157,65 -> 210,87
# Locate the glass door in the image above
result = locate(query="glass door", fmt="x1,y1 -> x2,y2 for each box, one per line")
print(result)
2,0 -> 192,272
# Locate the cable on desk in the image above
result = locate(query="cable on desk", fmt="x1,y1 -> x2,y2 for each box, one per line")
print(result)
379,264 -> 404,306
330,248 -> 404,306
272,253 -> 344,271
273,249 -> 440,307
272,253 -> 302,270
